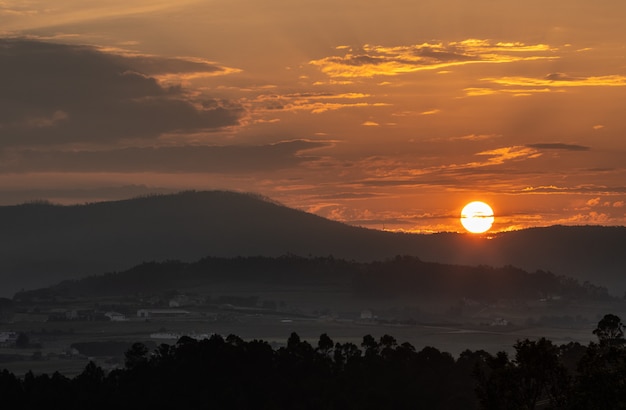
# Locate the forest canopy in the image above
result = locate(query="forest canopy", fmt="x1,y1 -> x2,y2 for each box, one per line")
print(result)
1,314 -> 625,409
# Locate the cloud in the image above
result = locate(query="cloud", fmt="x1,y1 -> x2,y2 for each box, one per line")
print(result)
250,92 -> 389,114
463,87 -> 555,97
526,143 -> 590,151
98,47 -> 242,82
451,134 -> 500,141
521,185 -> 626,195
309,39 -> 557,79
555,211 -> 611,225
473,146 -> 541,165
0,140 -> 330,174
0,38 -> 243,147
484,73 -> 626,88
586,197 -> 601,207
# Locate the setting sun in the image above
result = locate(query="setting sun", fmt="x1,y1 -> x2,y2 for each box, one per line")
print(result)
460,201 -> 494,234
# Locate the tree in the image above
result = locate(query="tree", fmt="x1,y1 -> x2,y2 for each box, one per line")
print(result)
513,338 -> 570,408
475,339 -> 570,409
593,314 -> 624,348
124,342 -> 149,369
361,334 -> 379,357
317,333 -> 334,356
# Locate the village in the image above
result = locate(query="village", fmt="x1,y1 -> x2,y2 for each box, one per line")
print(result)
0,285 -> 606,378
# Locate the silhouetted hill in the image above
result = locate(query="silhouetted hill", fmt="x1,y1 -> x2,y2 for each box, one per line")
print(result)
0,191 -> 625,296
15,255 -> 610,303
0,191 -> 410,296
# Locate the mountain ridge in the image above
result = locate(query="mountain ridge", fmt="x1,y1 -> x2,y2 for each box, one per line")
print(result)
0,190 -> 624,296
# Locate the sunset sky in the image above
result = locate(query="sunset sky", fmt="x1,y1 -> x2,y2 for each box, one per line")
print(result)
2,0 -> 626,232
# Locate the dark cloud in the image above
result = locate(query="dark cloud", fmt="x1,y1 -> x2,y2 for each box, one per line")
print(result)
0,39 -> 243,147
526,143 -> 590,151
544,72 -> 578,81
0,140 -> 329,173
107,53 -> 232,77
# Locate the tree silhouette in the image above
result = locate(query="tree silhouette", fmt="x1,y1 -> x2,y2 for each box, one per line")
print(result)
124,342 -> 149,369
593,313 -> 625,348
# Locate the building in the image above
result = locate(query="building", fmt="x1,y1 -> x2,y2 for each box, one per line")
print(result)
104,312 -> 127,321
0,331 -> 17,344
360,310 -> 374,320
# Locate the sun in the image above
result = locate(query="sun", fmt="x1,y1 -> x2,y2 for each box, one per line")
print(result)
460,201 -> 494,234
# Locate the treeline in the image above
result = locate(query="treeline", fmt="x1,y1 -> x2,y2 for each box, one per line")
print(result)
354,255 -> 609,300
2,314 -> 626,409
14,255 -> 609,302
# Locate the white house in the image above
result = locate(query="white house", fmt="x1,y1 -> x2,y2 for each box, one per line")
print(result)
360,310 -> 374,320
0,331 -> 17,343
105,312 -> 127,321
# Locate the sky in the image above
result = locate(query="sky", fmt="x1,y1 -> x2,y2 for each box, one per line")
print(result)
1,0 -> 626,233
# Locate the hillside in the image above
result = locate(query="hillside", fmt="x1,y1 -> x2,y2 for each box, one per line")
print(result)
0,191 -> 625,296
0,191 -> 407,296
14,255 -> 610,303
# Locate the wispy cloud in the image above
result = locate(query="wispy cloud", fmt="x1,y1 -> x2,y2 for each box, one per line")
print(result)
249,92 -> 389,114
521,185 -> 626,194
309,39 -> 557,79
463,87 -> 555,97
95,47 -> 242,84
451,134 -> 500,142
472,146 -> 541,166
526,143 -> 590,151
484,73 -> 626,88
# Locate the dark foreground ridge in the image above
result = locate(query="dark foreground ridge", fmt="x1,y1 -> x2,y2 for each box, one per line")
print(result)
1,314 -> 625,409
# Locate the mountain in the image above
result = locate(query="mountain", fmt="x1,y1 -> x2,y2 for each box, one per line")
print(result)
0,190 -> 625,297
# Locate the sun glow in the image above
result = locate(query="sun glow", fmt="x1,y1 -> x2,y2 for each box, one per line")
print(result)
460,201 -> 494,233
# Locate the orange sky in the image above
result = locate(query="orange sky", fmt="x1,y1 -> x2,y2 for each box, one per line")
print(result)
1,0 -> 626,232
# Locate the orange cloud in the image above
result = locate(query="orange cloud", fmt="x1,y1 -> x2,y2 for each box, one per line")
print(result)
452,134 -> 500,141
474,146 -> 541,165
463,87 -> 555,97
309,39 -> 557,79
250,92 -> 389,114
484,73 -> 626,88
586,197 -> 601,207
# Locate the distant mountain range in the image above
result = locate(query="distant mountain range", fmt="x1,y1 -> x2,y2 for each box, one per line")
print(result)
0,190 -> 625,297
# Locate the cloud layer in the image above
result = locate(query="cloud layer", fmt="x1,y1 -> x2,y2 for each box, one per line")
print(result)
0,39 -> 243,147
